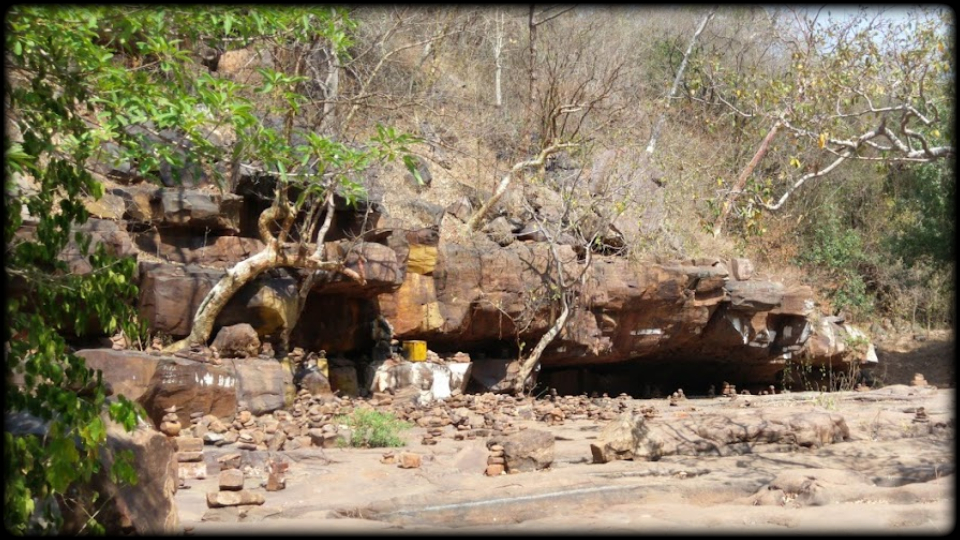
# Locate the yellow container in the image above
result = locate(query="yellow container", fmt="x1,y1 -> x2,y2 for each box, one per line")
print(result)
403,340 -> 427,362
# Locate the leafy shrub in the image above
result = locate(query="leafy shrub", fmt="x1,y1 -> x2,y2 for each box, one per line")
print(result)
334,409 -> 411,448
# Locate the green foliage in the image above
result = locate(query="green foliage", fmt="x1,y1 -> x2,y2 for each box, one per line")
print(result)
795,207 -> 874,317
5,5 -> 389,534
883,161 -> 954,270
334,409 -> 411,448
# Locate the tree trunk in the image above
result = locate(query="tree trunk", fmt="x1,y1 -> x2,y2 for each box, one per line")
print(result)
493,10 -> 504,108
645,7 -> 717,156
711,119 -> 780,237
466,142 -> 574,231
514,299 -> 571,394
165,245 -> 282,352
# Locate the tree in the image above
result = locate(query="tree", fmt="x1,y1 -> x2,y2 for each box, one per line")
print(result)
5,6 -> 417,532
700,6 -> 953,236
512,160 -> 633,393
5,7 -> 155,533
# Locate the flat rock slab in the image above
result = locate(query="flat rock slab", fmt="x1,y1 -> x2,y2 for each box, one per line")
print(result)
206,490 -> 265,508
592,409 -> 850,463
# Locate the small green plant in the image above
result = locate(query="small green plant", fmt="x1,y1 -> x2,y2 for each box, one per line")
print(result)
334,409 -> 411,448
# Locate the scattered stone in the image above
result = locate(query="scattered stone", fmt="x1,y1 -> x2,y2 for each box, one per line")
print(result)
217,453 -> 242,471
398,452 -> 422,469
381,452 -> 396,464
177,452 -> 204,463
219,469 -> 244,491
206,491 -> 265,508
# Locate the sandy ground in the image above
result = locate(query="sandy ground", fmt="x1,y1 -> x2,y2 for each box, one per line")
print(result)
176,335 -> 956,535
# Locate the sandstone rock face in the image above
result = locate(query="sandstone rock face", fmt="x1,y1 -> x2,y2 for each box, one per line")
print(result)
134,232 -> 265,268
490,429 -> 554,472
234,358 -> 288,415
61,417 -> 180,535
591,410 -> 850,463
318,241 -> 404,295
75,349 -> 160,402
138,261 -> 299,338
110,186 -> 242,234
138,358 -> 239,427
371,240 -> 867,389
212,323 -> 261,359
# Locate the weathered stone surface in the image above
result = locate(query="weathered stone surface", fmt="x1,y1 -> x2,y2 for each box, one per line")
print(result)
175,437 -> 204,453
590,412 -> 647,463
398,452 -> 422,469
490,429 -> 554,472
83,192 -> 126,220
216,276 -> 299,338
592,410 -> 850,463
138,262 -> 299,338
318,241 -> 403,295
206,490 -> 265,508
212,323 -> 261,359
60,417 -> 180,535
378,272 -> 444,335
469,359 -> 520,394
137,261 -> 224,337
328,363 -> 359,397
177,451 -> 203,462
407,244 -> 439,275
234,358 -> 289,415
219,469 -> 245,491
730,258 -> 755,281
159,188 -> 242,234
483,216 -> 516,247
76,349 -> 160,402
138,357 -> 238,427
771,285 -> 816,316
724,280 -> 785,312
57,219 -> 137,275
134,232 -> 265,268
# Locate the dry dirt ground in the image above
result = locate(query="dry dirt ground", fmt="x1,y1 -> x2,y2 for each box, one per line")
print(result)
176,333 -> 956,535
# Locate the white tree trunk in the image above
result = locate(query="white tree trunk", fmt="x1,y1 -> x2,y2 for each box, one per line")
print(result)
466,142 -> 576,231
166,245 -> 281,352
493,10 -> 504,108
645,7 -> 717,156
515,300 -> 571,394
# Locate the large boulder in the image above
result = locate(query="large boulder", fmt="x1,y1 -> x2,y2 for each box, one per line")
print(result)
110,186 -> 242,234
59,416 -> 180,535
75,349 -> 161,402
489,429 -> 554,472
137,261 -> 224,337
138,357 -> 238,427
590,412 -> 648,463
234,358 -> 289,415
318,241 -> 404,295
211,323 -> 261,359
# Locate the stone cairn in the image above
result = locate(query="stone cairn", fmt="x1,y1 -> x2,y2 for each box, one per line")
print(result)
206,452 -> 265,509
485,443 -> 506,476
912,373 -> 928,387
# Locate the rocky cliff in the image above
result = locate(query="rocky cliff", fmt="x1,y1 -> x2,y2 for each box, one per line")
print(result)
20,167 -> 878,398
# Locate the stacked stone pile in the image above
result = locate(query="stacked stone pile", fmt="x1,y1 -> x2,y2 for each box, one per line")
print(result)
205,452 -> 265,509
